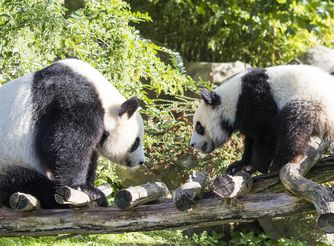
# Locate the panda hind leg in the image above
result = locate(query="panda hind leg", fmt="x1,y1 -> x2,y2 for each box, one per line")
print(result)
269,100 -> 323,172
0,166 -> 68,209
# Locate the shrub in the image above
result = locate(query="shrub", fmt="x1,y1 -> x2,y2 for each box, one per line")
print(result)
0,0 -> 192,95
129,0 -> 334,66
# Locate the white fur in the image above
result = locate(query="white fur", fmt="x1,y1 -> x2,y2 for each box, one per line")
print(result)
266,65 -> 334,128
59,59 -> 145,166
190,72 -> 243,152
0,74 -> 45,173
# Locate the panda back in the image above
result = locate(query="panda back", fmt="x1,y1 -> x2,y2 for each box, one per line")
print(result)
266,65 -> 334,109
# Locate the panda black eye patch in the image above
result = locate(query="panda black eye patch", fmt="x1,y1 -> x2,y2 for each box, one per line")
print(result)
130,137 -> 140,152
196,121 -> 205,135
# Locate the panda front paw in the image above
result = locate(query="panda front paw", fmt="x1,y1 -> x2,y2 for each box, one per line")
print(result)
226,160 -> 253,175
77,184 -> 109,207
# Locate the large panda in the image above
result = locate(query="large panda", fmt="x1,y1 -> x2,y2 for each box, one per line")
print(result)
190,65 -> 334,174
0,59 -> 145,208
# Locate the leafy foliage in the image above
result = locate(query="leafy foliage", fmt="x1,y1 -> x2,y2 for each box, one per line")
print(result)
0,0 -> 201,189
129,0 -> 334,66
0,0 -> 192,96
0,0 -> 244,192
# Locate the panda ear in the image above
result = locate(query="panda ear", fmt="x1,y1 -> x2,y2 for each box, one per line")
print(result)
201,88 -> 221,107
118,97 -> 140,118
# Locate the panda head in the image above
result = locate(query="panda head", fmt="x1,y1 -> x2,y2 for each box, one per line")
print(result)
190,88 -> 235,154
98,97 -> 145,167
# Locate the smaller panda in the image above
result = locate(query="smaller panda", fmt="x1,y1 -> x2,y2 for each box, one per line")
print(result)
190,65 -> 334,174
0,59 -> 145,208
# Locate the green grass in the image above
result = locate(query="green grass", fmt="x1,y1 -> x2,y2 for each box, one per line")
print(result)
0,231 -> 194,246
1,230 -> 331,246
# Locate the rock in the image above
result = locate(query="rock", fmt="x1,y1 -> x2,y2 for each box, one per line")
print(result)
290,46 -> 334,74
185,61 -> 251,84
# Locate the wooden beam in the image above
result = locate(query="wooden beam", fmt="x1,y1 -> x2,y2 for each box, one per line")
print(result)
0,192 -> 313,237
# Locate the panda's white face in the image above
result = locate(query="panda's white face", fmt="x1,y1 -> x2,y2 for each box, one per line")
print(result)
191,102 -> 229,153
190,87 -> 237,154
98,97 -> 145,167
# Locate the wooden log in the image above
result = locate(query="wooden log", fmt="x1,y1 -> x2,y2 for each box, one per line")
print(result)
114,182 -> 170,209
279,137 -> 334,233
173,171 -> 207,211
0,192 -> 314,237
9,193 -> 40,212
251,158 -> 334,194
55,183 -> 112,207
213,171 -> 252,198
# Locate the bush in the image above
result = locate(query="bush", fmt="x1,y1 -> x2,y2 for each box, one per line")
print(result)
129,0 -> 334,66
0,0 -> 192,96
0,0 -> 230,190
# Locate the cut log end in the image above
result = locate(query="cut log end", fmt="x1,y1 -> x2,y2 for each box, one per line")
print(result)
114,190 -> 133,209
213,172 -> 252,199
173,171 -> 208,211
318,213 -> 334,233
213,174 -> 235,197
174,193 -> 195,211
9,192 -> 40,212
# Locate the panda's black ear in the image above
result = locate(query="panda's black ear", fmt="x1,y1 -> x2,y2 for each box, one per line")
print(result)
118,97 -> 140,118
201,88 -> 221,107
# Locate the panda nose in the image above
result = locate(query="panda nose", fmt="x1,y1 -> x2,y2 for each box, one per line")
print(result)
190,142 -> 195,147
139,161 -> 144,165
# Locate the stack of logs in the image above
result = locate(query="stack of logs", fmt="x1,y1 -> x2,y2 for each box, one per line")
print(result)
2,136 -> 334,238
113,136 -> 334,235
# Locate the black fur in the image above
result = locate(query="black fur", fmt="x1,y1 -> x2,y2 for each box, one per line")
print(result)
228,69 -> 278,173
32,62 -> 105,186
270,99 -> 323,172
227,68 -> 325,174
0,166 -> 68,209
196,121 -> 205,135
118,96 -> 139,118
221,120 -> 234,139
201,88 -> 221,108
30,62 -> 108,206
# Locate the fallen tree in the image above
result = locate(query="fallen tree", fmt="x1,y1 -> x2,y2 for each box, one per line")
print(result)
0,159 -> 333,237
